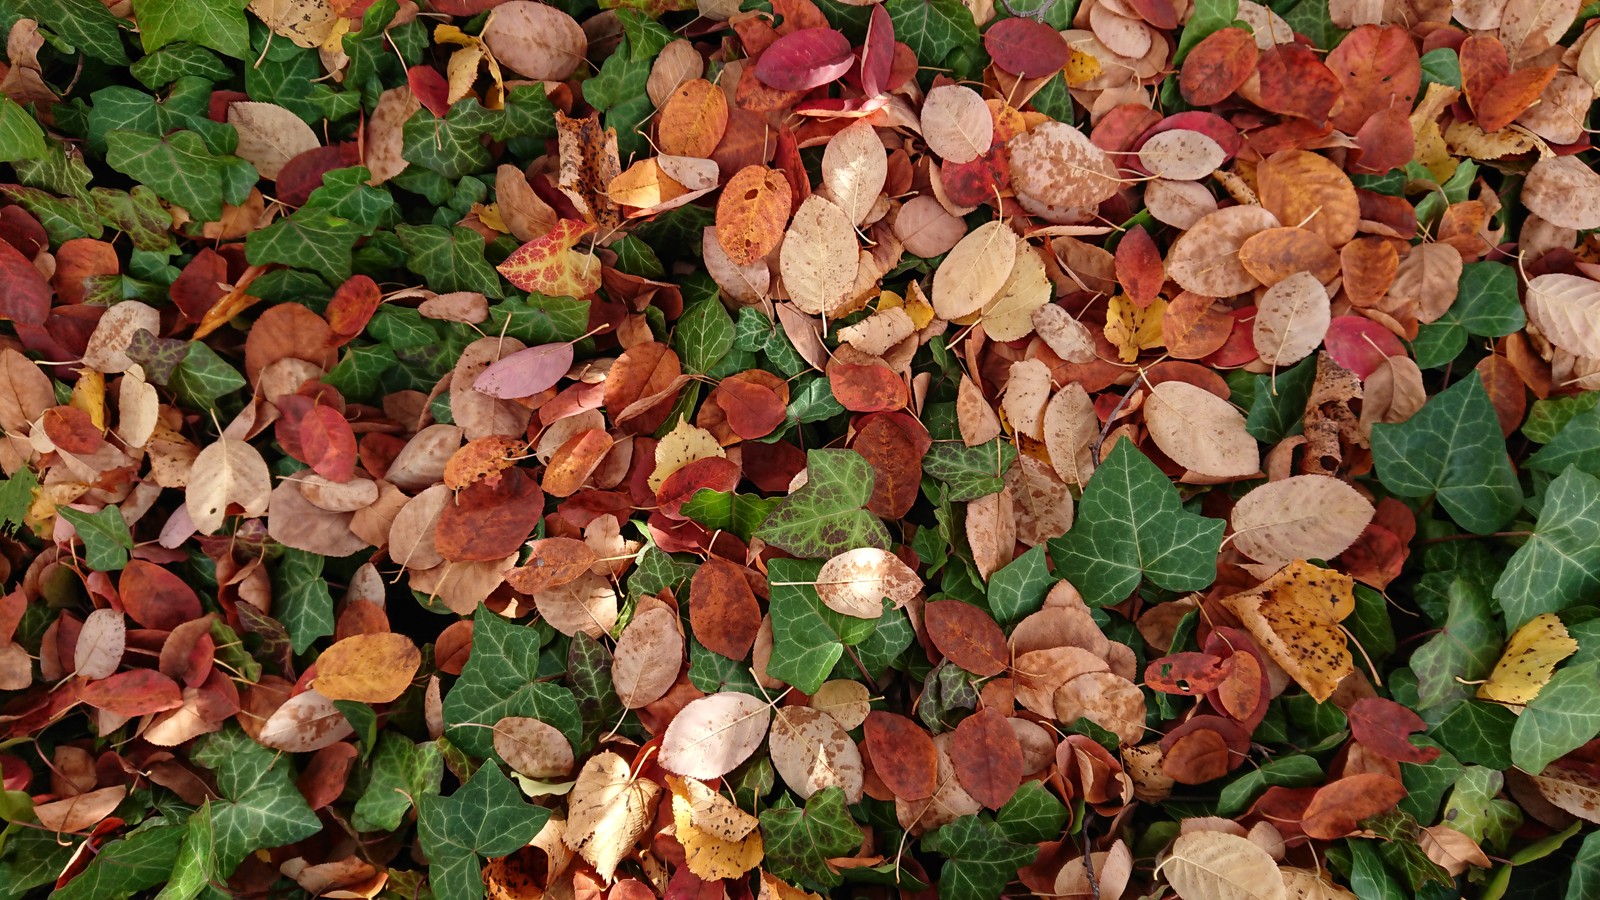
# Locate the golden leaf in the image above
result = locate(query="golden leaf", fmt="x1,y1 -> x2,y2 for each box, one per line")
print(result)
1477,612 -> 1578,706
1220,561 -> 1355,703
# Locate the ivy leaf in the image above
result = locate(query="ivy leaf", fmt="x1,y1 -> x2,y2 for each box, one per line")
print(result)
1175,0 -> 1239,60
1243,354 -> 1317,443
887,0 -> 981,67
1048,441 -> 1225,608
0,468 -> 39,535
755,449 -> 891,559
155,802 -> 216,900
1568,831 -> 1600,900
245,207 -> 367,284
128,43 -> 232,89
568,632 -> 629,750
487,293 -> 591,343
189,727 -> 321,875
673,297 -> 735,374
0,99 -> 47,163
419,761 -> 550,900
1430,700 -> 1516,770
986,544 -> 1051,629
401,101 -> 497,179
131,0 -> 250,59
1371,373 -> 1520,535
1216,754 -> 1323,817
1494,468 -> 1600,630
271,548 -> 334,654
57,505 -> 133,571
1511,660 -> 1600,774
994,781 -> 1068,844
18,0 -> 132,64
50,822 -> 185,900
924,438 -> 1017,501
353,734 -> 444,833
766,558 -> 878,694
104,129 -> 238,222
759,786 -> 862,890
395,225 -> 504,298
923,815 -> 1038,900
441,606 -> 583,759
1412,262 -> 1524,369
1528,408 -> 1600,477
168,341 -> 247,410
1525,392 -> 1600,444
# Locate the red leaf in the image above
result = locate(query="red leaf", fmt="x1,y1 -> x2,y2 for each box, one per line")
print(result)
325,275 -> 383,346
1325,25 -> 1421,134
1324,316 -> 1405,379
299,405 -> 358,483
408,65 -> 451,117
118,561 -> 202,631
860,3 -> 895,95
715,376 -> 787,439
0,237 -> 50,325
77,670 -> 184,717
1251,43 -> 1342,123
923,600 -> 1008,677
1301,773 -> 1408,839
864,711 -> 938,801
754,28 -> 854,91
1349,696 -> 1441,764
828,361 -> 907,413
169,248 -> 230,323
1144,652 -> 1234,695
657,457 -> 741,520
983,17 -> 1069,78
1179,27 -> 1258,106
434,468 -> 545,562
950,708 -> 1024,809
688,557 -> 762,660
1115,225 -> 1165,307
42,407 -> 104,455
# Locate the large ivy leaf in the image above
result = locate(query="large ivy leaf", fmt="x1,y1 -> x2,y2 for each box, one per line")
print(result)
188,727 -> 321,875
887,0 -> 981,67
1372,373 -> 1520,535
353,735 -> 444,832
51,822 -> 185,900
766,558 -> 879,694
442,606 -> 583,759
924,815 -> 1039,900
1048,441 -> 1225,607
245,207 -> 367,284
270,548 -> 334,654
1511,660 -> 1600,774
104,129 -> 240,222
755,449 -> 891,558
395,224 -> 505,298
1409,579 -> 1501,713
759,786 -> 862,890
131,0 -> 250,59
419,761 -> 550,900
1494,468 -> 1600,630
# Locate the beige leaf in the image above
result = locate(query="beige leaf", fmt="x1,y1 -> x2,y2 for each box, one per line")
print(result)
648,40 -> 704,107
921,85 -> 993,164
259,689 -> 354,753
1528,764 -> 1600,821
1254,272 -> 1330,367
535,570 -> 619,638
1143,381 -> 1260,478
74,608 -> 125,681
1388,243 -> 1462,325
1162,830 -> 1287,900
810,679 -> 871,730
1008,122 -> 1120,208
816,547 -> 920,618
364,86 -> 418,185
957,374 -> 1003,446
1139,130 -> 1226,181
780,195 -> 860,318
1044,383 -> 1098,487
1167,206 -> 1280,297
1526,273 -> 1600,358
703,226 -> 770,305
1002,358 -> 1053,440
1033,303 -> 1097,364
34,785 -> 126,834
675,775 -> 759,841
298,474 -> 379,513
1006,454 -> 1075,546
83,301 -> 160,374
1055,672 -> 1145,743
564,750 -> 663,881
388,484 -> 449,570
482,1 -> 587,80
932,220 -> 1017,320
966,487 -> 1016,580
893,195 -> 967,258
116,365 -> 158,449
1359,355 -> 1427,429
1419,824 -> 1490,876
983,240 -> 1051,341
1279,867 -> 1357,900
612,605 -> 684,708
1231,475 -> 1375,568
1500,0 -> 1581,61
268,479 -> 368,557
495,164 -> 558,243
838,306 -> 914,356
1056,840 -> 1134,899
0,348 -> 54,434
186,437 -> 271,534
227,102 -> 320,181
248,0 -> 338,48
659,692 -> 770,780
649,417 -> 726,492
1523,156 -> 1600,231
1146,179 -> 1219,230
822,120 -> 888,227
769,705 -> 865,802
494,716 -> 576,779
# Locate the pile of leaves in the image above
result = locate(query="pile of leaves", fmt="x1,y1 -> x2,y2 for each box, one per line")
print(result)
10,0 -> 1600,897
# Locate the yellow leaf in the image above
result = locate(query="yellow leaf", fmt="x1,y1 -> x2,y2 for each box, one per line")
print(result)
433,24 -> 504,109
1409,83 -> 1460,186
668,777 -> 763,880
70,369 -> 107,432
1477,612 -> 1578,706
647,417 -> 725,493
1104,294 -> 1165,363
495,219 -> 602,297
1065,48 -> 1102,86
1220,560 -> 1355,703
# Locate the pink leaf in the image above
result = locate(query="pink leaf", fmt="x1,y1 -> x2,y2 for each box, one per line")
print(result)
861,5 -> 895,97
474,342 -> 575,399
755,28 -> 855,91
1324,316 -> 1405,379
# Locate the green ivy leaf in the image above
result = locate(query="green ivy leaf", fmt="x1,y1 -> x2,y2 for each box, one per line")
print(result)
1243,354 -> 1317,443
1372,373 -> 1520,535
924,438 -> 1016,501
402,101 -> 497,179
105,129 -> 241,222
155,802 -> 216,900
887,0 -> 981,68
755,449 -> 891,559
986,544 -> 1051,629
767,558 -> 878,694
245,207 -> 368,284
1494,467 -> 1600,630
673,297 -> 734,374
128,42 -> 231,89
759,787 -> 862,890
1526,392 -> 1600,444
419,761 -> 550,900
994,781 -> 1068,844
1216,754 -> 1323,817
442,606 -> 583,759
18,0 -> 131,64
1511,660 -> 1600,774
395,225 -> 504,298
1174,0 -> 1238,60
92,186 -> 174,252
353,735 -> 444,833
271,548 -> 334,654
1412,262 -> 1524,369
50,822 -> 185,900
1528,407 -> 1600,477
1430,699 -> 1516,770
1048,441 -> 1224,608
0,468 -> 38,535
924,815 -> 1038,900
57,505 -> 133,571
1567,830 -> 1600,900
568,632 -> 629,750
189,727 -> 321,875
0,99 -> 47,163
168,340 -> 247,410
131,0 -> 249,59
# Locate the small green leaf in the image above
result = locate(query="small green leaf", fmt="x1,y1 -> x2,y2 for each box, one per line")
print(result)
755,449 -> 891,559
924,815 -> 1038,900
1494,467 -> 1600,629
1216,754 -> 1323,817
245,207 -> 367,284
924,438 -> 1017,501
105,129 -> 240,222
155,802 -> 216,900
1048,441 -> 1224,608
995,781 -> 1068,844
673,297 -> 735,374
0,99 -> 47,163
767,558 -> 878,694
19,0 -> 131,64
270,548 -> 334,654
442,606 -> 583,759
1430,700 -> 1515,770
1372,373 -> 1520,535
1511,660 -> 1600,774
58,505 -> 133,571
986,544 -> 1051,629
168,340 -> 247,410
886,0 -> 981,67
0,468 -> 38,535
395,225 -> 505,298
759,787 -> 862,890
353,735 -> 444,833
1174,0 -> 1238,60
419,761 -> 550,900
